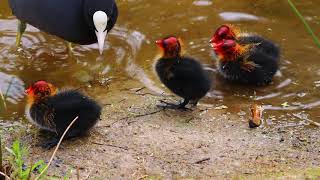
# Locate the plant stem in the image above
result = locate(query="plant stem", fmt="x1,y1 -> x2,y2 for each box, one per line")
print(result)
0,136 -> 4,180
0,89 -> 6,111
287,0 -> 320,48
4,77 -> 14,99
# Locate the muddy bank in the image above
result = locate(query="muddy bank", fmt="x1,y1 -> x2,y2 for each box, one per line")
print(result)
1,79 -> 319,179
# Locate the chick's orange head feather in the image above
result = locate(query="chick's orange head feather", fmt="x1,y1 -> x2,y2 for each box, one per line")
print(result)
156,36 -> 183,58
26,80 -> 57,102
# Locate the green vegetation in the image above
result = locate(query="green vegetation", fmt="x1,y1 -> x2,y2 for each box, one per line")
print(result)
5,140 -> 47,180
288,0 -> 320,48
0,139 -> 76,179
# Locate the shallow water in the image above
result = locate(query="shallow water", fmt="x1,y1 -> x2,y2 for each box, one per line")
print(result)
0,0 -> 319,125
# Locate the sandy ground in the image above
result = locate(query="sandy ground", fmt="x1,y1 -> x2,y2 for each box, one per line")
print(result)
2,79 -> 320,180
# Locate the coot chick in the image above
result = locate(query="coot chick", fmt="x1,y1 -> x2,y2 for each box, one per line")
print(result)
155,36 -> 211,109
25,80 -> 101,149
210,24 -> 280,85
9,0 -> 118,54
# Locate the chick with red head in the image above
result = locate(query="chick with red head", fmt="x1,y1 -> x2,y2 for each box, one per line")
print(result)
155,36 -> 211,109
210,24 -> 280,86
25,80 -> 101,149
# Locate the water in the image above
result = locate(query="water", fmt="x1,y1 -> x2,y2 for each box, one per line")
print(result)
0,0 -> 319,125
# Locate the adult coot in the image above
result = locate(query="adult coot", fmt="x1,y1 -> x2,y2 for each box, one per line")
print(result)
9,0 -> 118,54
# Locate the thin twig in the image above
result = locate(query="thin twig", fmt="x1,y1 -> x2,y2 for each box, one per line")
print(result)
90,141 -> 129,151
136,175 -> 149,180
303,119 -> 320,127
0,172 -> 9,180
76,166 -> 80,180
120,109 -> 163,121
194,157 -> 210,164
134,92 -> 163,97
105,144 -> 129,151
133,87 -> 145,93
118,98 -> 126,103
0,136 -> 3,180
35,116 -> 79,180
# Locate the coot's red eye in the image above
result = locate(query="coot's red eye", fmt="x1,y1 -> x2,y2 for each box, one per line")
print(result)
222,39 -> 236,49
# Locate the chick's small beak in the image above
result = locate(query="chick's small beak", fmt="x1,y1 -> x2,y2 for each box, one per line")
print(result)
155,40 -> 164,50
155,40 -> 163,46
25,88 -> 31,95
210,42 -> 216,48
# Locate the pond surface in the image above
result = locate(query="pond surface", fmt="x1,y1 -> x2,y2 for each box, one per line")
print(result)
0,0 -> 319,125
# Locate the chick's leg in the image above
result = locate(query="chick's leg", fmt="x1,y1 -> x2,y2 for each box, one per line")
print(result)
158,98 -> 191,110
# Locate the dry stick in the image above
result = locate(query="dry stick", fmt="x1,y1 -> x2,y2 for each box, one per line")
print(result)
302,119 -> 320,127
76,167 -> 80,180
194,157 -> 210,164
120,109 -> 163,121
35,116 -> 79,180
0,137 -> 4,180
90,142 -> 129,151
0,172 -> 9,180
0,136 -> 2,172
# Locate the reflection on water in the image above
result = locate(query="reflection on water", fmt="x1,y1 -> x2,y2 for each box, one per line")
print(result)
0,72 -> 24,104
0,0 -> 319,125
218,12 -> 262,21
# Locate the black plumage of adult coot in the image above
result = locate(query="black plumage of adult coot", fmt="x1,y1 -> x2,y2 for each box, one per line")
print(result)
155,36 -> 211,110
25,80 -> 101,149
209,24 -> 280,86
9,0 -> 118,54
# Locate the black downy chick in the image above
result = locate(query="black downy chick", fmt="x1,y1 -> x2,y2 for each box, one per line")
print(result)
155,36 -> 211,109
210,24 -> 280,86
25,80 -> 101,149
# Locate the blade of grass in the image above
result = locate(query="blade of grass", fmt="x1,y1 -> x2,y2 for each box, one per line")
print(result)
0,137 -> 7,180
288,0 -> 320,48
4,77 -> 14,99
0,136 -> 3,180
0,89 -> 6,111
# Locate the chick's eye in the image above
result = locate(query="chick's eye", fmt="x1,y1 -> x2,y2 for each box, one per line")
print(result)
162,41 -> 167,48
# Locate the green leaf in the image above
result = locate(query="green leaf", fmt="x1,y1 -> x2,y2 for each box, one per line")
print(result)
281,102 -> 290,108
